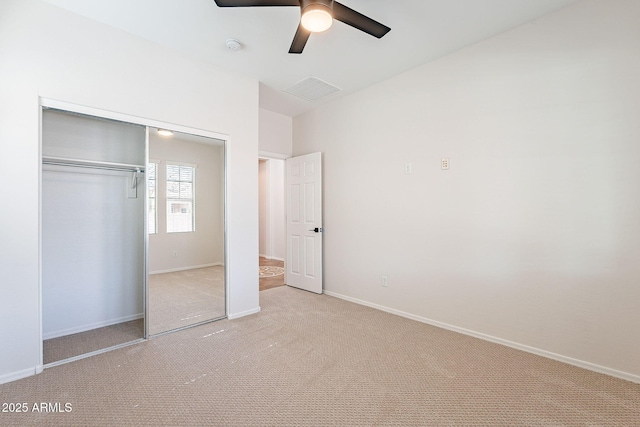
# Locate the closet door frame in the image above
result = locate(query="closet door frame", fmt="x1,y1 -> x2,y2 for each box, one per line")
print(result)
38,97 -> 230,367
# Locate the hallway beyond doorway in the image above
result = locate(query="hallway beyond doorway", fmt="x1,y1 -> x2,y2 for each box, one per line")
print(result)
259,257 -> 285,291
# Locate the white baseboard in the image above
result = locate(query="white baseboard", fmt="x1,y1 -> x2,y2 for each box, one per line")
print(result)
150,262 -> 223,275
259,255 -> 285,262
43,313 -> 144,340
0,367 -> 39,385
228,306 -> 261,320
323,290 -> 640,385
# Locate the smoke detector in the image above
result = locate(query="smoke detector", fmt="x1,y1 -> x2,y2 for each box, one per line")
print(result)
225,39 -> 243,51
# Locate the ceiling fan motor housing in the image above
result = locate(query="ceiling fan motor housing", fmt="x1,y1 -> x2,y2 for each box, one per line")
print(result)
301,0 -> 334,15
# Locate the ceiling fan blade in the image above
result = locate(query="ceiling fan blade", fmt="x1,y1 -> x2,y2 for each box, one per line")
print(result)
213,0 -> 299,6
332,2 -> 390,38
289,23 -> 311,54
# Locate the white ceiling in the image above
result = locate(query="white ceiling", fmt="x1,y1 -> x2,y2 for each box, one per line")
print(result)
42,0 -> 580,117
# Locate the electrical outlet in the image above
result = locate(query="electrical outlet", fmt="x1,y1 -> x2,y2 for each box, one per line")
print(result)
172,251 -> 178,258
404,163 -> 412,174
381,275 -> 388,288
441,158 -> 449,170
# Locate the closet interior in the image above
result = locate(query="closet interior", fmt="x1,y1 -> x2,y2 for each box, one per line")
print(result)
42,109 -> 146,364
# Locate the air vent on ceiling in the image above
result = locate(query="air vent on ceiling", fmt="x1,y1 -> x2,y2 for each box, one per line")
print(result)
284,77 -> 341,102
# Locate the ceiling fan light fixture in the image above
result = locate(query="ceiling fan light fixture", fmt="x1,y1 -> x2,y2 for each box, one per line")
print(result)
301,4 -> 333,33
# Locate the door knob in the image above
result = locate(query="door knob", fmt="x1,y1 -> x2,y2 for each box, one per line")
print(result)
308,227 -> 323,233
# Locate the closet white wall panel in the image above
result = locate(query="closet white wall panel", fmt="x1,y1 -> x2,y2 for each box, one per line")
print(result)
42,110 -> 144,163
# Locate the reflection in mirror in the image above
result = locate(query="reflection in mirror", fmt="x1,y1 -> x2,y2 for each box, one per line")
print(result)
148,129 -> 225,335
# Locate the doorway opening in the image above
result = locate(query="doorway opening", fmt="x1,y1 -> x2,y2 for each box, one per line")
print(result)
258,158 -> 286,291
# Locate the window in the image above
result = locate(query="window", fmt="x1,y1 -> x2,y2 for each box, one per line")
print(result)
147,162 -> 157,234
166,163 -> 195,233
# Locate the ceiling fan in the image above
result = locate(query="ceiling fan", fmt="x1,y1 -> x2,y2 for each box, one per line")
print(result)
213,0 -> 391,54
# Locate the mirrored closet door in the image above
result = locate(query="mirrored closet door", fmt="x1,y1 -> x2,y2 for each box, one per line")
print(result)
147,129 -> 226,335
41,107 -> 227,365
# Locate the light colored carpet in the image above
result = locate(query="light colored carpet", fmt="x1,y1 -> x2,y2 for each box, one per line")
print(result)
1,286 -> 639,426
148,266 -> 225,335
43,266 -> 225,364
43,319 -> 144,364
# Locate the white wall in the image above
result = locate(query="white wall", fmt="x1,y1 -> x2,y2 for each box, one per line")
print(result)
259,108 -> 292,157
0,0 -> 259,384
258,160 -> 270,257
258,159 -> 286,261
42,170 -> 145,338
269,159 -> 286,261
149,134 -> 224,273
293,0 -> 640,381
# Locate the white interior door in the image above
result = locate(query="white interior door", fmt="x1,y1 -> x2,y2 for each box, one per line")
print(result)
286,152 -> 323,294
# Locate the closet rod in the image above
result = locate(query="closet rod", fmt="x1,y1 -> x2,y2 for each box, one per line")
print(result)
42,156 -> 145,173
